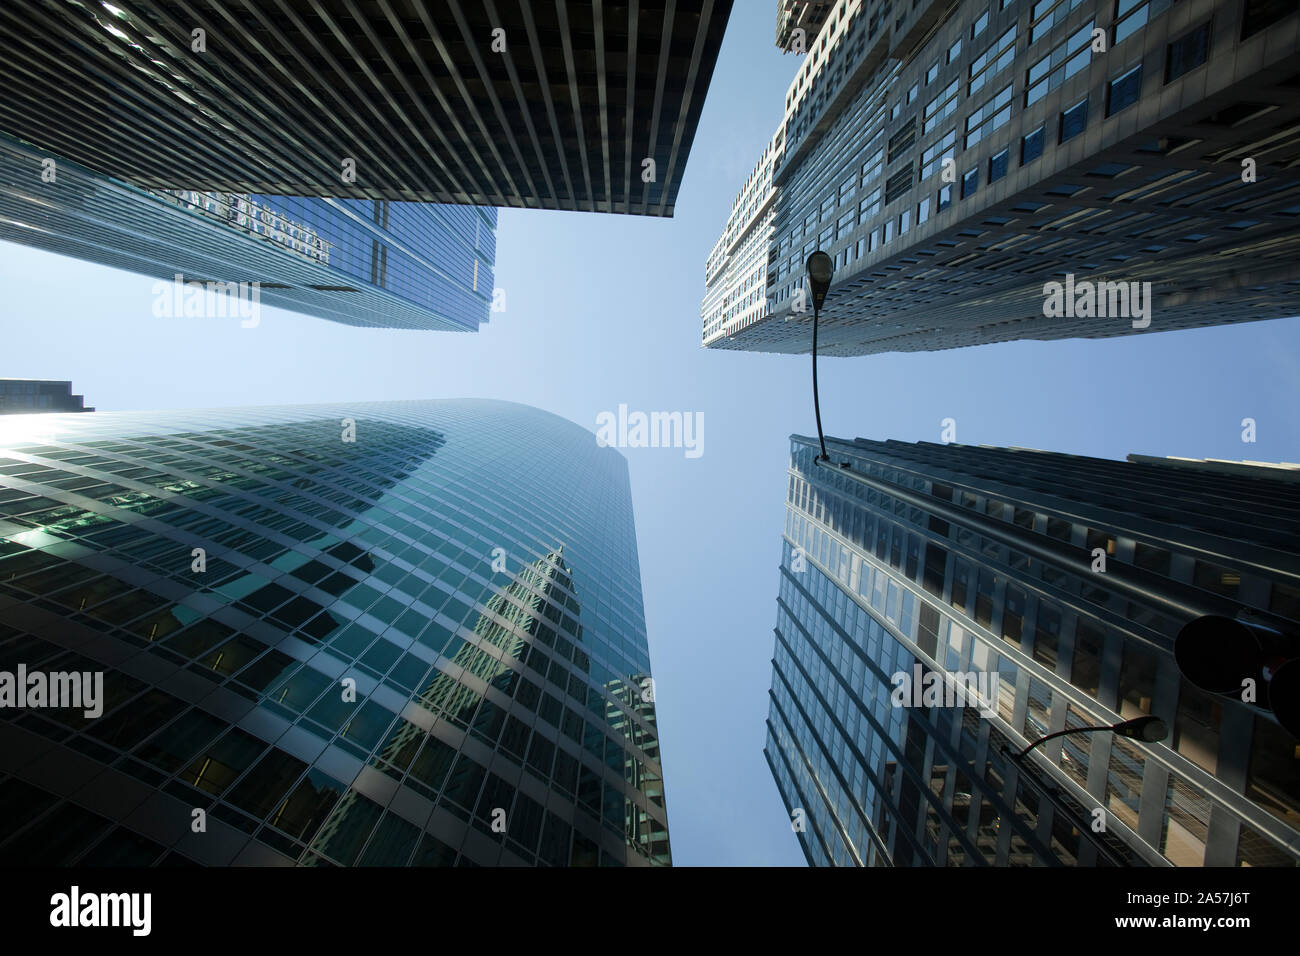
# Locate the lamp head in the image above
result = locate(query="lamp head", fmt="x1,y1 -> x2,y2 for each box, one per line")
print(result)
805,251 -> 833,311
1112,715 -> 1168,743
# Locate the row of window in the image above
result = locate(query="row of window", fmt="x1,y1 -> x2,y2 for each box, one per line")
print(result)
782,1 -> 1221,289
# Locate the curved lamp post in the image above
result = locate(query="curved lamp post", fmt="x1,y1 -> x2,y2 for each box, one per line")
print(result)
806,251 -> 834,462
999,714 -> 1166,866
1011,714 -> 1168,759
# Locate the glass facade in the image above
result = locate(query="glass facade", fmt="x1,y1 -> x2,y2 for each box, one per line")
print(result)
0,132 -> 496,331
0,400 -> 668,866
0,0 -> 732,216
243,195 -> 493,328
765,434 -> 1300,866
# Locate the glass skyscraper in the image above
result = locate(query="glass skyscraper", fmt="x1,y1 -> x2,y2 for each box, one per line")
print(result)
765,434 -> 1299,866
0,131 -> 496,331
0,400 -> 669,866
0,0 -> 732,217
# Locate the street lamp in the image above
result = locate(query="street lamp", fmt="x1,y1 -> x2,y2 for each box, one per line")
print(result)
806,251 -> 834,462
806,250 -> 833,310
1009,714 -> 1168,759
998,715 -> 1166,866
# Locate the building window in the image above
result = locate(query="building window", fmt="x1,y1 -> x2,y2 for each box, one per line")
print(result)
961,166 -> 979,198
862,144 -> 885,184
917,197 -> 931,225
1070,621 -> 1105,696
1174,682 -> 1222,776
950,560 -> 970,612
964,82 -> 1013,149
1193,561 -> 1241,598
982,149 -> 1003,184
1025,21 -> 1095,106
884,165 -> 914,205
836,209 -> 856,239
1161,776 -> 1211,865
926,60 -> 940,84
888,118 -> 918,163
1166,21 -> 1210,82
1059,97 -> 1089,142
1026,678 -> 1052,740
937,184 -> 953,211
1030,0 -> 1093,44
1118,645 -> 1158,720
972,10 -> 989,39
859,186 -> 882,220
923,78 -> 960,134
1133,542 -> 1171,575
920,129 -> 957,179
1117,0 -> 1176,46
974,569 -> 997,627
1246,715 -> 1300,828
1242,0 -> 1295,39
1003,585 -> 1026,645
1270,579 -> 1300,620
1033,605 -> 1061,670
1021,125 -> 1046,164
969,25 -> 1017,94
948,37 -> 963,64
1106,64 -> 1143,116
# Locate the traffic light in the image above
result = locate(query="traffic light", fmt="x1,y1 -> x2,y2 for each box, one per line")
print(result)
1174,612 -> 1300,737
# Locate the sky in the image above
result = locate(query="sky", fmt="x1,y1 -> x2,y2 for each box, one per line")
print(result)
3,6 -> 1300,867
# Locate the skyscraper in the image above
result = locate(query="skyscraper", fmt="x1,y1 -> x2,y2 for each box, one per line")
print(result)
0,0 -> 733,217
0,132 -> 497,331
0,399 -> 669,866
0,380 -> 94,414
703,0 -> 1300,354
765,434 -> 1300,866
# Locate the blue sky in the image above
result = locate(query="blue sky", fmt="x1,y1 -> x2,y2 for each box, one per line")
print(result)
3,6 -> 1300,867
